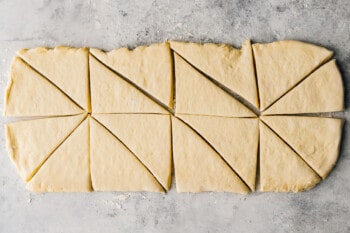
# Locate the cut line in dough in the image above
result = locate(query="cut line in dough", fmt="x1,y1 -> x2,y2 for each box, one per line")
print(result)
18,47 -> 90,112
89,55 -> 168,114
90,118 -> 164,192
174,53 -> 256,117
93,113 -> 172,190
5,57 -> 84,117
170,40 -> 259,108
6,114 -> 86,181
172,116 -> 249,193
27,117 -> 91,192
261,116 -> 343,179
263,60 -> 344,115
177,114 -> 259,191
253,40 -> 333,110
259,121 -> 321,192
90,43 -> 173,109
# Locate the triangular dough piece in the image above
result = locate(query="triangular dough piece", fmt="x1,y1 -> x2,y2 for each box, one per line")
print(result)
93,114 -> 172,190
174,53 -> 255,117
253,40 -> 333,110
89,55 -> 167,114
5,114 -> 86,181
170,40 -> 259,107
259,122 -> 321,192
261,116 -> 343,179
90,118 -> 164,192
263,60 -> 344,115
178,114 -> 258,191
5,57 -> 84,116
17,47 -> 90,111
27,118 -> 91,192
171,117 -> 249,193
90,43 -> 173,108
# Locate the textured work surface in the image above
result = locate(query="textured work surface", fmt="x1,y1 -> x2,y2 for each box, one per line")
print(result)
0,0 -> 349,232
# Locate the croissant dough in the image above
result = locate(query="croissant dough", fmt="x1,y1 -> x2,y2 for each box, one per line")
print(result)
4,40 -> 344,193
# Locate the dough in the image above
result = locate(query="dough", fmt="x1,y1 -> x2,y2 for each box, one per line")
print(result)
18,47 -> 90,112
27,117 -> 91,192
253,40 -> 333,110
259,122 -> 321,192
4,40 -> 344,194
93,114 -> 172,190
89,118 -> 164,192
263,60 -> 344,115
174,53 -> 255,117
171,116 -> 249,193
170,40 -> 259,108
177,114 -> 258,191
6,114 -> 86,181
90,43 -> 173,108
261,116 -> 343,179
5,57 -> 84,116
89,55 -> 167,114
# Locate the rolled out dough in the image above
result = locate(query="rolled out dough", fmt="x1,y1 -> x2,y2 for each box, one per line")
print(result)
89,118 -> 164,192
259,122 -> 321,192
90,43 -> 173,108
4,40 -> 344,194
170,40 -> 259,108
6,114 -> 86,181
5,57 -> 84,116
171,116 -> 249,193
253,40 -> 333,110
27,117 -> 91,192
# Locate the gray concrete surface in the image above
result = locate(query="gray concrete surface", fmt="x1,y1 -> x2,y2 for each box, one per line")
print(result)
0,0 -> 350,232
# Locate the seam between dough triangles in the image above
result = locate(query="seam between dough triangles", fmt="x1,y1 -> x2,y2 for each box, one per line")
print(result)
175,113 -> 257,119
89,53 -> 172,114
87,116 -> 93,190
251,46 -> 261,110
27,114 -> 88,182
91,113 -> 172,190
169,114 -> 175,190
261,55 -> 334,113
87,54 -> 92,113
175,116 -> 251,191
255,122 -> 261,192
171,50 -> 177,112
90,116 -> 166,192
172,51 -> 260,115
260,116 -> 344,179
259,119 -> 322,179
4,113 -> 88,123
16,57 -> 86,113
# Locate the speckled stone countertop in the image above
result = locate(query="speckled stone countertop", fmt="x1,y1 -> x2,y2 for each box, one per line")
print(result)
0,1 -> 349,232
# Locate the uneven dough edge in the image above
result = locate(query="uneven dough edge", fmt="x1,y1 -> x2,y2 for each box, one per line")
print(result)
89,42 -> 174,109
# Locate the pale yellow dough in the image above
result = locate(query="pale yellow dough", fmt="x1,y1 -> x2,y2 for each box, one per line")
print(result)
261,116 -> 343,179
90,43 -> 173,108
263,60 -> 344,115
178,114 -> 258,191
18,47 -> 90,111
171,116 -> 249,193
89,55 -> 167,114
90,118 -> 164,192
174,53 -> 255,117
253,40 -> 333,110
4,40 -> 344,194
93,114 -> 172,190
5,57 -> 84,116
6,114 -> 86,181
27,117 -> 91,192
259,122 -> 321,192
170,40 -> 258,108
